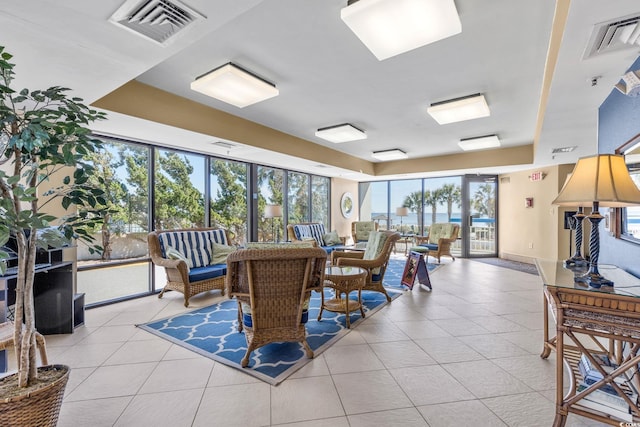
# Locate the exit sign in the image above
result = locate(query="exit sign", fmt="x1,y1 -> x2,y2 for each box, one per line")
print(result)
530,171 -> 545,182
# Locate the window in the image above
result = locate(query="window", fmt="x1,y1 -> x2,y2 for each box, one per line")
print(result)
210,159 -> 248,245
257,166 -> 284,241
622,163 -> 640,241
154,149 -> 205,229
287,171 -> 309,223
311,176 -> 329,227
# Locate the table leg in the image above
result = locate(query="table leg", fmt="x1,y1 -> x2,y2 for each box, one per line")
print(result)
344,291 -> 350,329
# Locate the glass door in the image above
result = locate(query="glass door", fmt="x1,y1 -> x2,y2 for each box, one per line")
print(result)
461,175 -> 497,257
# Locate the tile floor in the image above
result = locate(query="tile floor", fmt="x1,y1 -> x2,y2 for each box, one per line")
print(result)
5,257 -> 607,426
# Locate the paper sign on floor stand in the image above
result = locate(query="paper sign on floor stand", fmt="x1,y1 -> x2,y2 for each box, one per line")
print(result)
401,251 -> 431,290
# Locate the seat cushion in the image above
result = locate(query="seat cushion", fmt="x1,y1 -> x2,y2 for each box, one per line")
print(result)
188,264 -> 227,283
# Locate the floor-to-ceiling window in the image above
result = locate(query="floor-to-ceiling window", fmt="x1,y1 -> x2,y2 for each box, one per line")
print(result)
390,179 -> 422,235
288,171 -> 310,224
79,136 -> 331,307
311,176 -> 330,227
210,159 -> 248,245
257,166 -> 285,242
154,149 -> 206,230
359,175 -> 495,258
77,138 -> 151,305
359,181 -> 389,229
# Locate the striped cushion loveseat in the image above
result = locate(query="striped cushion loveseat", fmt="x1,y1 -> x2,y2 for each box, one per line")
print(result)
148,228 -> 234,307
286,223 -> 346,254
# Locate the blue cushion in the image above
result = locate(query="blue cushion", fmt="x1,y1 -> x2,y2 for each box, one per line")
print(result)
419,243 -> 439,251
321,245 -> 337,254
243,310 -> 309,328
372,273 -> 381,282
188,264 -> 227,282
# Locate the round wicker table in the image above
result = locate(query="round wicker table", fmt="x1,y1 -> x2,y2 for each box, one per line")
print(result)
319,266 -> 367,328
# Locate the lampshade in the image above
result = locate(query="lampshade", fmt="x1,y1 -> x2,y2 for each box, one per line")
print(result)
552,154 -> 640,208
190,63 -> 279,108
427,94 -> 490,125
396,207 -> 409,217
341,0 -> 462,61
264,204 -> 283,219
315,123 -> 367,143
458,135 -> 500,151
372,149 -> 408,161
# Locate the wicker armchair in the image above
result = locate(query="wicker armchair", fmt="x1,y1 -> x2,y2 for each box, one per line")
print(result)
331,230 -> 400,302
148,228 -> 232,307
225,246 -> 327,368
351,220 -> 378,248
415,223 -> 460,262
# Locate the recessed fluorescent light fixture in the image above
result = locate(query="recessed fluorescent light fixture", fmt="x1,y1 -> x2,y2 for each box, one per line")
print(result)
458,135 -> 501,151
371,149 -> 408,161
315,123 -> 367,143
190,62 -> 279,108
427,93 -> 490,124
341,0 -> 462,60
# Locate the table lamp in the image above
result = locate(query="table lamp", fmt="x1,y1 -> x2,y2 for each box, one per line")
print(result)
553,154 -> 640,287
560,173 -> 587,267
264,204 -> 282,242
396,207 -> 409,234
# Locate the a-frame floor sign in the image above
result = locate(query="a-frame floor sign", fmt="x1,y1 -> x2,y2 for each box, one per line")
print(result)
401,251 -> 432,290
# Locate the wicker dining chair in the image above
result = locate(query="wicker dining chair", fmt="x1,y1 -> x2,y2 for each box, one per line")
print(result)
225,246 -> 327,368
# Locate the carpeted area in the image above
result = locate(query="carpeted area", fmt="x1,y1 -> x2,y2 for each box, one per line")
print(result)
138,288 -> 400,385
470,257 -> 539,275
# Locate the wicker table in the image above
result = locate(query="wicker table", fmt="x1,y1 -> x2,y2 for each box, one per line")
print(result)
318,266 -> 367,328
537,259 -> 640,426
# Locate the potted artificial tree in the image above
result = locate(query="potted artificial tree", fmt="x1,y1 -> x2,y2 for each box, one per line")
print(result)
0,46 -> 108,425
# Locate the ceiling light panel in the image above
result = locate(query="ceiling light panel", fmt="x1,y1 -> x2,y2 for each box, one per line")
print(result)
427,94 -> 490,124
190,63 -> 279,108
341,0 -> 462,61
458,135 -> 500,151
371,149 -> 408,161
315,123 -> 367,143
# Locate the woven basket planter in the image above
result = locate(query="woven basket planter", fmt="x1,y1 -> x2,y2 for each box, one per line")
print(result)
0,364 -> 69,427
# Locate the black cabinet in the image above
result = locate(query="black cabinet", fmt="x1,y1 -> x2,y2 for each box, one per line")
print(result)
0,245 -> 83,371
0,245 -> 82,334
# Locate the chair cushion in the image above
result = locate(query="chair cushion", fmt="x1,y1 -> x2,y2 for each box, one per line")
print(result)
362,231 -> 389,275
210,242 -> 235,265
188,264 -> 227,283
428,223 -> 456,244
354,221 -> 375,241
158,229 -> 228,268
323,230 -> 341,246
293,224 -> 326,246
165,246 -> 191,271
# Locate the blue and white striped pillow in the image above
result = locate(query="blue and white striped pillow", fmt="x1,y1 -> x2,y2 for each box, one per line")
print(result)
158,230 -> 228,268
293,224 -> 326,246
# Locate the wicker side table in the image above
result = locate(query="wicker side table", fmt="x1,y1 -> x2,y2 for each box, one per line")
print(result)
319,266 -> 367,328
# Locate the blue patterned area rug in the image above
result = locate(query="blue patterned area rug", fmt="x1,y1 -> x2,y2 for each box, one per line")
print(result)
138,288 -> 400,385
384,256 -> 444,291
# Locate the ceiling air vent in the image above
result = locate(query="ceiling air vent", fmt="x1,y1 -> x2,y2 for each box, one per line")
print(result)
110,0 -> 204,45
584,13 -> 640,59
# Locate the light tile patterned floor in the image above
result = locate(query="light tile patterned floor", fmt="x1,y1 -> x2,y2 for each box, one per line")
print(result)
6,257 -> 608,426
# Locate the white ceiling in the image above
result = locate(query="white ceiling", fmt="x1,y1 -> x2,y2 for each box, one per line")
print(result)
2,0 -> 640,180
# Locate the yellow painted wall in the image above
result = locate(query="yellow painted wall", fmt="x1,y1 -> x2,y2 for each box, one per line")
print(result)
498,164 -> 574,263
331,178 -> 359,244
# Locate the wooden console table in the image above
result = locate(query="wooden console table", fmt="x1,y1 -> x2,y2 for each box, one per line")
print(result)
537,259 -> 640,426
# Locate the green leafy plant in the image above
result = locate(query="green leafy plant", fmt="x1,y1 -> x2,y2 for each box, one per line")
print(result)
0,46 -> 108,387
